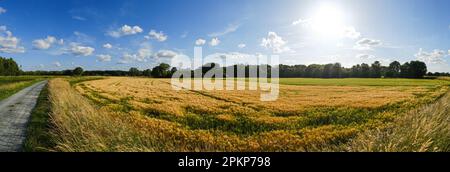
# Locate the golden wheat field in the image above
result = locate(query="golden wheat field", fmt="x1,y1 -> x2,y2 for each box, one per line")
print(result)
42,77 -> 450,151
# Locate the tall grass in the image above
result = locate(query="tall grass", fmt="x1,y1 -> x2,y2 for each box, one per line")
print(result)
48,78 -> 151,151
346,92 -> 450,152
437,77 -> 450,81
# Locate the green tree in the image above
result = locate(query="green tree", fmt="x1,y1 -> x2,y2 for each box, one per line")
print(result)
386,61 -> 401,77
408,61 -> 427,78
151,63 -> 172,78
331,63 -> 342,78
0,57 -> 20,76
400,62 -> 410,78
142,69 -> 152,77
128,67 -> 141,76
360,63 -> 370,78
371,61 -> 382,78
351,64 -> 361,77
322,63 -> 333,78
72,67 -> 84,76
305,64 -> 323,78
170,67 -> 178,76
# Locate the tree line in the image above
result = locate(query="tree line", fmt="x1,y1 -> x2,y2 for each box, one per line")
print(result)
27,60 -> 428,79
279,60 -> 428,78
8,56 -> 446,79
20,63 -> 179,78
0,56 -> 21,76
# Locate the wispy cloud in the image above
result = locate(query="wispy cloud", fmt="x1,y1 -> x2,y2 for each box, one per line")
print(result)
97,54 -> 112,62
208,23 -> 240,37
356,54 -> 375,59
53,61 -> 62,67
73,31 -> 96,44
180,31 -> 188,38
69,7 -> 101,21
354,38 -> 382,50
292,18 -> 311,26
72,16 -> 86,21
415,48 -> 447,64
0,7 -> 6,14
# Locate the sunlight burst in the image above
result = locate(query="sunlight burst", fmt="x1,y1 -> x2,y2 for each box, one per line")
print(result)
310,3 -> 346,38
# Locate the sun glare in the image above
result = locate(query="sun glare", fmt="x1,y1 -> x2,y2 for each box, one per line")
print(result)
311,4 -> 345,38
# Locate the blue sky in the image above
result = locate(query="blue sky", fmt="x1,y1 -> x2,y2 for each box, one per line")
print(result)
0,0 -> 449,72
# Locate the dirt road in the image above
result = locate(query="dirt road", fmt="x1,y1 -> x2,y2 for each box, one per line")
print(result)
0,81 -> 47,152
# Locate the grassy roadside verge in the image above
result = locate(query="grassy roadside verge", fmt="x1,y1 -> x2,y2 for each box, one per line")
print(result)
0,76 -> 49,101
21,77 -> 104,152
23,84 -> 55,152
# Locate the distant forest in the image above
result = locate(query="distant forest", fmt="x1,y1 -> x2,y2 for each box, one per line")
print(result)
2,56 -> 450,78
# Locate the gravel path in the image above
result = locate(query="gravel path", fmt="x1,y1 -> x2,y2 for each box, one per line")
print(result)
0,81 -> 47,152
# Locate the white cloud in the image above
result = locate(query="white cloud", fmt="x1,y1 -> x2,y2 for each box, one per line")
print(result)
209,37 -> 220,46
32,36 -> 63,50
97,54 -> 112,62
69,43 -> 95,56
195,38 -> 206,46
0,26 -> 25,53
343,27 -> 361,39
120,53 -> 138,64
53,61 -> 62,67
292,18 -> 311,26
208,23 -> 240,37
120,53 -> 147,63
0,7 -> 6,14
118,46 -> 152,63
103,43 -> 112,49
260,32 -> 290,53
238,43 -> 246,48
108,25 -> 143,38
138,47 -> 152,59
145,30 -> 168,42
415,48 -> 446,64
356,54 -> 375,59
156,50 -> 178,58
448,50 -> 450,55
354,38 -> 382,50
